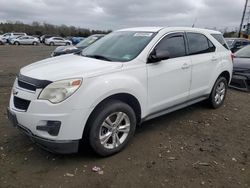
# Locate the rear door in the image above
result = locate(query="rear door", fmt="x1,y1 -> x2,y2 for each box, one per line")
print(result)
56,38 -> 64,45
19,37 -> 28,44
186,32 -> 217,99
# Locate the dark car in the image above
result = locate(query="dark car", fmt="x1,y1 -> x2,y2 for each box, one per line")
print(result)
225,38 -> 250,53
230,45 -> 250,91
51,34 -> 105,57
71,37 -> 85,45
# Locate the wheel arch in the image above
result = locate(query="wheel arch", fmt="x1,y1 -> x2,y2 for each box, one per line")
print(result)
81,92 -> 142,141
219,71 -> 231,84
87,93 -> 142,126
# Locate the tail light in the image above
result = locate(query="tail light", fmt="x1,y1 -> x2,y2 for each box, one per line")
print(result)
231,53 -> 235,62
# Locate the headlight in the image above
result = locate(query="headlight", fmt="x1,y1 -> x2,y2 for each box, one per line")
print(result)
38,78 -> 82,103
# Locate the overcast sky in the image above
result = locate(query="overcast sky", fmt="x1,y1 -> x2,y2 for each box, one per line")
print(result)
0,0 -> 246,31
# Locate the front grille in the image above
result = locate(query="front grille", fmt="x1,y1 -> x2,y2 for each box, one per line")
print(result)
18,80 -> 36,91
17,74 -> 52,90
14,97 -> 31,111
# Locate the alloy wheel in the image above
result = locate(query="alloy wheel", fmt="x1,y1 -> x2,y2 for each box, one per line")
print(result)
99,112 -> 130,149
214,81 -> 226,105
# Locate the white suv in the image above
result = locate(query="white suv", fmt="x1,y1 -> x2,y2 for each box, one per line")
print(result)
7,27 -> 233,156
1,32 -> 27,42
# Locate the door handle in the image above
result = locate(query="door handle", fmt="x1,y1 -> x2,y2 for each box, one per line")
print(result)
181,63 -> 190,69
211,57 -> 218,61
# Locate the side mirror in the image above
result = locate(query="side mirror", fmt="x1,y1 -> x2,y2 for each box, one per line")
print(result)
148,49 -> 170,63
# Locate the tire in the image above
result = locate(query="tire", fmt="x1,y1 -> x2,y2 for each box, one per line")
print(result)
14,41 -> 19,45
33,42 -> 38,46
66,42 -> 70,46
208,76 -> 228,109
49,42 -> 54,46
87,100 -> 136,156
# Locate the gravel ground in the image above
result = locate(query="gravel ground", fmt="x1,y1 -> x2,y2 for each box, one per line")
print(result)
0,45 -> 250,188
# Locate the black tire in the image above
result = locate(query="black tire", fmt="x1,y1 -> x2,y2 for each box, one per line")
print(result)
66,42 -> 70,46
49,42 -> 54,46
0,41 -> 3,45
14,41 -> 19,45
208,76 -> 228,109
87,100 -> 136,156
33,42 -> 38,45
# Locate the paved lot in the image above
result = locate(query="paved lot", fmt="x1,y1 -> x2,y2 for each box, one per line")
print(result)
0,45 -> 250,188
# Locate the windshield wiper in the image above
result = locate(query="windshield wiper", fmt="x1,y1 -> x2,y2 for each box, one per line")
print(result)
83,54 -> 112,61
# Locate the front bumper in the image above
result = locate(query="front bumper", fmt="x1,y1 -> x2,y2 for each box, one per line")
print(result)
7,107 -> 79,154
229,74 -> 250,91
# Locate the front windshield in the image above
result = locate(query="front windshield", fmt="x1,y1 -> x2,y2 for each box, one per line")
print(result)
81,31 -> 156,62
235,45 -> 250,58
76,35 -> 101,48
225,39 -> 234,46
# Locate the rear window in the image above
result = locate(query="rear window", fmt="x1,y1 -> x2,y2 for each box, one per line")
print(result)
211,34 -> 229,50
187,33 -> 215,55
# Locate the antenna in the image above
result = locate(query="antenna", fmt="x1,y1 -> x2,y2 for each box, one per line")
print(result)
192,18 -> 197,28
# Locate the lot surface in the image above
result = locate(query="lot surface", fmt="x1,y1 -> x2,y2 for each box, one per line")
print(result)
0,45 -> 250,188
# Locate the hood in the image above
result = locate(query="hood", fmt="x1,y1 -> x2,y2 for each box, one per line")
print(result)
54,46 -> 77,53
233,57 -> 250,70
20,54 -> 123,81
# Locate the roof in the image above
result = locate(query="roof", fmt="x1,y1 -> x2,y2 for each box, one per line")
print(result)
117,27 -> 221,34
118,27 -> 164,32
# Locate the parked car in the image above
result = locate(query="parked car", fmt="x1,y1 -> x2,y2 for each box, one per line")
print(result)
10,36 -> 40,45
225,38 -> 250,53
51,34 -> 105,57
0,32 -> 27,43
0,37 -> 7,45
230,45 -> 250,91
45,37 -> 72,46
40,35 -> 53,43
7,27 -> 232,156
71,37 -> 85,45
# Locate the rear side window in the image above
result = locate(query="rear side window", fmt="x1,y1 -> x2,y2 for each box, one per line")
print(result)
155,34 -> 186,59
211,34 -> 229,49
187,33 -> 215,55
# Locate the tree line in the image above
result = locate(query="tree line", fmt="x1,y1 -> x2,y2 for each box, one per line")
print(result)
0,21 -> 112,37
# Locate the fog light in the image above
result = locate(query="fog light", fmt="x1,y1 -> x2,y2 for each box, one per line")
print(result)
36,121 -> 61,136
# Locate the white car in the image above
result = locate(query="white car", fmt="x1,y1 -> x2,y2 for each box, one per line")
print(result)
10,36 -> 40,45
0,37 -> 7,45
45,37 -> 72,46
1,32 -> 27,42
7,27 -> 233,156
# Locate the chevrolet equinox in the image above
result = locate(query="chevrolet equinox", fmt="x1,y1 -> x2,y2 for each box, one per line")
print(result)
7,27 -> 233,156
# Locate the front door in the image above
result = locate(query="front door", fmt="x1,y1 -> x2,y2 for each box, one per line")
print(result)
147,32 -> 192,114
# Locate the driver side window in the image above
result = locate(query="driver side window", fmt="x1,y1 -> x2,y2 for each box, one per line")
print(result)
155,34 -> 186,59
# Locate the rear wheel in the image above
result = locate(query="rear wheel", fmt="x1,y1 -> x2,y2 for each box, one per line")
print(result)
14,41 -> 19,45
49,42 -> 54,46
33,42 -> 38,45
66,42 -> 70,46
87,100 -> 136,156
208,77 -> 228,109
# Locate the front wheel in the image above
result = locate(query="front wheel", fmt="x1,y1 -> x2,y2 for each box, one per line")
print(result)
208,77 -> 228,109
87,100 -> 136,156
